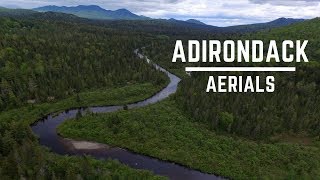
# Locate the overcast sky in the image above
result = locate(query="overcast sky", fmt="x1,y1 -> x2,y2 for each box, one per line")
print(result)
1,0 -> 320,26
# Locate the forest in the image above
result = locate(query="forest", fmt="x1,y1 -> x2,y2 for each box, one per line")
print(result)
0,16 -> 167,111
57,16 -> 320,179
175,19 -> 320,139
1,8 -> 320,180
59,98 -> 320,179
0,13 -> 168,179
145,18 -> 320,140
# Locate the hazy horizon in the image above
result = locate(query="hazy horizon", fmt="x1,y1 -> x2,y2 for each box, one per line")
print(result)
0,0 -> 319,26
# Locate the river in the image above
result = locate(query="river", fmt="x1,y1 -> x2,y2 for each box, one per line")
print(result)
31,49 -> 222,180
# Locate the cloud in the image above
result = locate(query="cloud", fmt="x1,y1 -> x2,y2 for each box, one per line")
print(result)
0,0 -> 320,26
249,0 -> 320,6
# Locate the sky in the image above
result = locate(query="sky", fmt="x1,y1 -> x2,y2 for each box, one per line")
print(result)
1,0 -> 320,26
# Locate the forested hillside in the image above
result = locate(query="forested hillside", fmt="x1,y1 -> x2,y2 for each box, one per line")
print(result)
59,98 -> 320,179
0,17 -> 167,111
0,7 -> 319,179
0,7 -> 36,17
54,15 -> 320,179
0,13 -> 168,179
146,18 -> 320,140
252,18 -> 320,61
1,6 -> 306,35
224,17 -> 305,33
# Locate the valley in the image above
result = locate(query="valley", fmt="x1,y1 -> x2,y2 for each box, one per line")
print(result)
0,4 -> 320,180
31,49 -> 222,180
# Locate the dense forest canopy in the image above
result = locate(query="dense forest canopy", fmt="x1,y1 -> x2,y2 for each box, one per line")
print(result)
145,18 -> 320,140
0,16 -> 167,111
0,8 -> 319,179
0,13 -> 169,179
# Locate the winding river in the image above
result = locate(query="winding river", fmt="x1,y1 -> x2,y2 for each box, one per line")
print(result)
31,49 -> 222,180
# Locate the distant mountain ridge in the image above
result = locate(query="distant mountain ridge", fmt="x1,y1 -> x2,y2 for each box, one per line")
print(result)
225,17 -> 305,32
32,5 -> 305,31
1,6 -> 306,33
33,5 -> 149,20
0,6 -> 36,17
186,19 -> 206,25
268,17 -> 305,26
168,18 -> 207,25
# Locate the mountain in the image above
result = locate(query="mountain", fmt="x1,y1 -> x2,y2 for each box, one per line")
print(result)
33,5 -> 149,20
168,18 -> 207,25
267,17 -> 305,26
225,17 -> 305,33
32,5 -> 304,32
186,19 -> 206,25
1,7 -> 305,34
0,6 -> 36,17
165,17 -> 304,32
251,17 -> 318,60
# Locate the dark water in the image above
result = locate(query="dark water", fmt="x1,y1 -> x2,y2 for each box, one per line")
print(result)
31,50 -> 222,180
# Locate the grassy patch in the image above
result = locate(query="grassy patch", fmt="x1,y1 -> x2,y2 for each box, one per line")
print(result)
58,98 -> 320,179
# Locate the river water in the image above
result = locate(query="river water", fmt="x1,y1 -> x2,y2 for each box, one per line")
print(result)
31,49 -> 222,180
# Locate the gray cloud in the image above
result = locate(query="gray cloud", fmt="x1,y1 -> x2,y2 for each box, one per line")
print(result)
249,0 -> 320,6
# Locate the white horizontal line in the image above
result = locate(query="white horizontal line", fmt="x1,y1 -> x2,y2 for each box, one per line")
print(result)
185,67 -> 296,72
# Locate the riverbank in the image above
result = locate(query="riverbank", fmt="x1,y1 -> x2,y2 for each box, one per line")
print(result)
0,83 -> 168,179
30,50 -> 221,180
58,98 -> 320,179
1,83 -> 167,125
